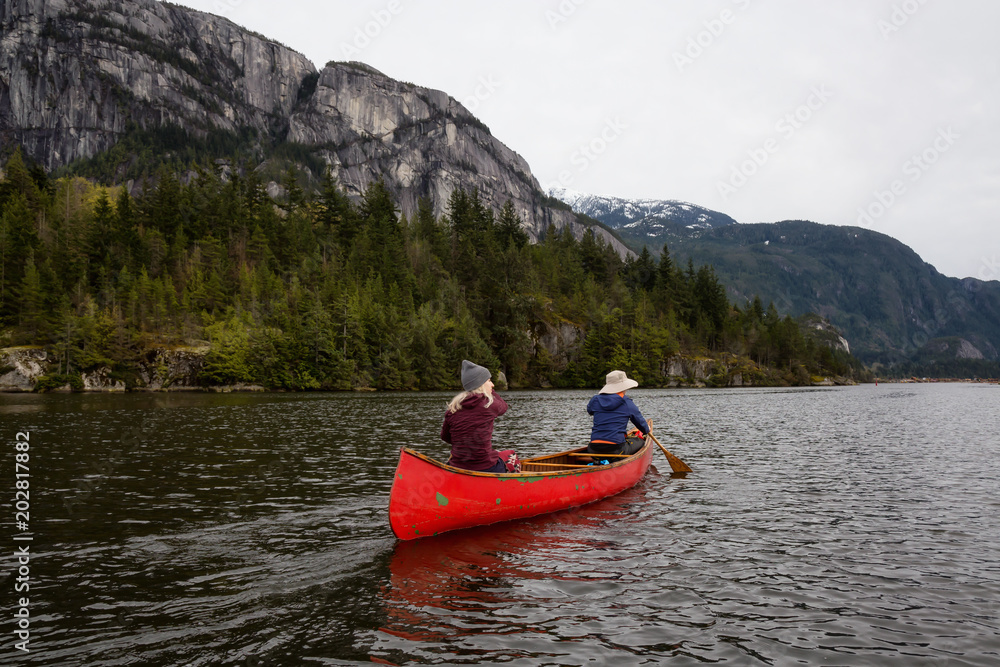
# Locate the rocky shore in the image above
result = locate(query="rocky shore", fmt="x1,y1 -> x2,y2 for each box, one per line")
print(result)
1,345 -> 854,393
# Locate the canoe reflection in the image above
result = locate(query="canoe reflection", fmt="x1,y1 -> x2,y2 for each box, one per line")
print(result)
377,480 -> 652,647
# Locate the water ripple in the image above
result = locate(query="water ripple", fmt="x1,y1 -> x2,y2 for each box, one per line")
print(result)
2,385 -> 999,664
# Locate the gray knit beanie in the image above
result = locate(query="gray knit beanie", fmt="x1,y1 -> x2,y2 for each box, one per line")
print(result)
461,360 -> 491,391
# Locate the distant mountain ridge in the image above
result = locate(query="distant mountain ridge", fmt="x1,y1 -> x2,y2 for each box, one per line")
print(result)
0,0 -> 630,255
551,189 -> 1000,371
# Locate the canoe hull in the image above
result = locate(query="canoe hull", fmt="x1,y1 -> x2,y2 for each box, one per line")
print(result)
388,439 -> 654,540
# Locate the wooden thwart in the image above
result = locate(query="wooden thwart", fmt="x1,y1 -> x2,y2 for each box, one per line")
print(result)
523,462 -> 591,469
568,453 -> 634,458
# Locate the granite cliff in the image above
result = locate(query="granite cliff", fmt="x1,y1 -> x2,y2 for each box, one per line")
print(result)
0,0 -> 627,253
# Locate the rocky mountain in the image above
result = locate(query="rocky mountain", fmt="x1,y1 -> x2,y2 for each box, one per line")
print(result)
548,186 -> 737,245
0,0 -> 630,255
648,220 -> 1000,367
552,187 -> 1000,371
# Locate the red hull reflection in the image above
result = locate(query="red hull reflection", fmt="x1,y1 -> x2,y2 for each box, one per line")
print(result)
374,478 -> 655,656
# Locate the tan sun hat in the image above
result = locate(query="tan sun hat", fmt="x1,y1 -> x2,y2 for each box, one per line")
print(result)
600,370 -> 638,394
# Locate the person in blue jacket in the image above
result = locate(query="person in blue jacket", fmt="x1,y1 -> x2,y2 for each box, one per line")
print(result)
586,370 -> 649,456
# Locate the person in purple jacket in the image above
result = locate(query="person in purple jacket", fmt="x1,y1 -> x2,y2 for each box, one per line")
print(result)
441,360 -> 520,473
586,370 -> 650,456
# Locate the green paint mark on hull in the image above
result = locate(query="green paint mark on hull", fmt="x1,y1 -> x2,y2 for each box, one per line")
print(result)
436,492 -> 449,506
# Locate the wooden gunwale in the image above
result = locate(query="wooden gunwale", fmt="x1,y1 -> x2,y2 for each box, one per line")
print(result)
400,442 -> 648,476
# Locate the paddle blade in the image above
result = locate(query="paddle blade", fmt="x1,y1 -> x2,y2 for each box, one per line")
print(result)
651,433 -> 692,473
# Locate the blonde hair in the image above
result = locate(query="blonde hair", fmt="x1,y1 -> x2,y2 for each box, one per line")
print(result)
446,382 -> 494,413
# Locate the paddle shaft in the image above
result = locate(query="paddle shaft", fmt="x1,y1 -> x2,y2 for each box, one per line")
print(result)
649,432 -> 692,473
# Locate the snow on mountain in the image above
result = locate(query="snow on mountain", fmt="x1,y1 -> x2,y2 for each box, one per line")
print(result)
547,186 -> 738,234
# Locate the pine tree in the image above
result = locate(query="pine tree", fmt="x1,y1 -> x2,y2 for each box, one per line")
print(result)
281,166 -> 306,213
0,211 -> 9,317
496,200 -> 528,250
148,168 -> 183,237
318,170 -> 360,248
113,187 -> 140,264
18,251 -> 44,340
579,229 -> 607,283
2,148 -> 44,209
85,189 -> 116,288
656,243 -> 676,309
693,264 -> 728,348
628,246 -> 656,292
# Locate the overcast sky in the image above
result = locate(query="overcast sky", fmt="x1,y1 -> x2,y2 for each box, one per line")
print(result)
172,0 -> 999,280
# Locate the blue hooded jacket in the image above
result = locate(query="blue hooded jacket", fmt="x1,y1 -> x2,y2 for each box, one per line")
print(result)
587,393 -> 649,444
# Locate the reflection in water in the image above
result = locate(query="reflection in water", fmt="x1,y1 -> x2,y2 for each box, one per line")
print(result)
375,484 -> 654,663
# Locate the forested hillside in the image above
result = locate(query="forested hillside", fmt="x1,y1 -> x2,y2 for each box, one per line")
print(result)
556,184 -> 1000,378
657,222 -> 1000,374
0,149 -> 868,390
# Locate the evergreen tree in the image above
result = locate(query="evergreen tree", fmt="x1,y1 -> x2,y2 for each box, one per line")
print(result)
112,187 -> 141,264
18,250 -> 44,339
0,151 -> 874,389
280,166 -> 306,213
693,264 -> 728,348
579,229 -> 607,283
318,170 -> 360,249
2,149 -> 44,209
656,243 -> 676,308
0,192 -> 40,317
624,246 -> 656,292
496,200 -> 528,250
147,168 -> 183,238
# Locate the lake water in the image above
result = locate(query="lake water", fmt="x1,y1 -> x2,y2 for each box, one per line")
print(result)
1,384 -> 999,666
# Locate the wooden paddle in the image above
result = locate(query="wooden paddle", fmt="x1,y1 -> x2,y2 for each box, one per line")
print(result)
648,430 -> 692,473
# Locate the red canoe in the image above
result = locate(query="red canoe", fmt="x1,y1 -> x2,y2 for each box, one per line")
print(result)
388,435 -> 654,540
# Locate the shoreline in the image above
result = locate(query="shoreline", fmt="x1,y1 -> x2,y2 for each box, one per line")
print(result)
13,348 -> 997,394
1,379 -> 995,395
